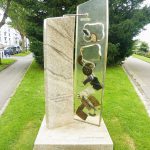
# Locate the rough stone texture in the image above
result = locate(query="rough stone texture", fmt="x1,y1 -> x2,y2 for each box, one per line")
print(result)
44,16 -> 75,129
34,117 -> 113,150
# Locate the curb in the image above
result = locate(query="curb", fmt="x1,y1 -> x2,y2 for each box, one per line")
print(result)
122,64 -> 150,117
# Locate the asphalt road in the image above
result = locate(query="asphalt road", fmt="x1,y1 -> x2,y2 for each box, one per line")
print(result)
124,56 -> 150,116
0,54 -> 33,115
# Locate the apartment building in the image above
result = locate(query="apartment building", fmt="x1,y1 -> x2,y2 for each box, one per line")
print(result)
0,8 -> 29,49
0,24 -> 21,47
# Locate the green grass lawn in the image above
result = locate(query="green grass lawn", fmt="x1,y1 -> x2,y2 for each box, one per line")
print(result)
0,59 -> 16,71
0,61 -> 45,150
0,62 -> 150,150
14,51 -> 31,56
133,54 -> 150,63
103,66 -> 150,150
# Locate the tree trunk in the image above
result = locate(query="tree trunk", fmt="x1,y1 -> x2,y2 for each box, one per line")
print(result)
20,33 -> 25,51
0,0 -> 11,28
0,56 -> 2,65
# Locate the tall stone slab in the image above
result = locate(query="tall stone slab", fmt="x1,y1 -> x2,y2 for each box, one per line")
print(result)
44,16 -> 75,129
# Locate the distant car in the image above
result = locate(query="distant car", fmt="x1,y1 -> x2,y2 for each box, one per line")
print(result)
5,46 -> 18,54
4,48 -> 13,56
4,46 -> 22,55
10,47 -> 16,54
16,46 -> 22,53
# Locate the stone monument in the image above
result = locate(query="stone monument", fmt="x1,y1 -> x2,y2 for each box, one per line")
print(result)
34,0 -> 113,149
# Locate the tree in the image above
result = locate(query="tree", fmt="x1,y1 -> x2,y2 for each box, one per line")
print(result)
13,0 -> 85,66
13,0 -> 150,66
0,0 -> 11,28
108,0 -> 150,65
8,2 -> 27,50
0,0 -> 11,64
132,39 -> 140,50
139,41 -> 149,52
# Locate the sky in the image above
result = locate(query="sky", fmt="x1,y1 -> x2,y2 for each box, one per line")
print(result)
134,0 -> 150,46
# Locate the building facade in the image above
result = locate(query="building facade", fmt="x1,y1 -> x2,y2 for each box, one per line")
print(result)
0,9 -> 29,49
0,24 -> 21,47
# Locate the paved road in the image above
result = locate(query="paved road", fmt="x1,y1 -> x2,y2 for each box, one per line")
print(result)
0,54 -> 33,115
124,56 -> 150,116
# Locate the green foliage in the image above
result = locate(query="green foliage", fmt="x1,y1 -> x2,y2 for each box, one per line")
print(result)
108,0 -> 150,65
139,41 -> 149,52
107,42 -> 120,65
132,39 -> 141,52
12,0 -> 86,65
0,0 -> 11,28
132,40 -> 150,57
31,39 -> 44,66
0,0 -> 5,9
12,0 -> 150,66
133,54 -> 150,63
8,2 -> 28,50
146,51 -> 150,58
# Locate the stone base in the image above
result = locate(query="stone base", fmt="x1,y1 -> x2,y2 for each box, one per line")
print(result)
34,117 -> 113,150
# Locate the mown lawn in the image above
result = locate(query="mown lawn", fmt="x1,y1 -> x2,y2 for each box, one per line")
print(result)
133,54 -> 150,63
0,59 -> 16,72
0,61 -> 45,150
14,51 -> 31,56
0,62 -> 150,150
103,66 -> 150,150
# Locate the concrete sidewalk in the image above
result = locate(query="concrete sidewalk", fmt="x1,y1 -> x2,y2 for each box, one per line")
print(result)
0,54 -> 33,115
123,56 -> 150,116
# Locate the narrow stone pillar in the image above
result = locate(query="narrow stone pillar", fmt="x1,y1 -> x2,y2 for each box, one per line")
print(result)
44,16 -> 75,129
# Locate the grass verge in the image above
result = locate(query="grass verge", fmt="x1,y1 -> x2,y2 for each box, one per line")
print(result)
14,51 -> 31,56
103,66 -> 150,150
0,61 -> 45,150
0,59 -> 16,72
133,54 -> 150,63
0,62 -> 150,150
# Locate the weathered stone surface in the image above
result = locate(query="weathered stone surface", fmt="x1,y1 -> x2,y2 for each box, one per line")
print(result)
44,16 -> 75,129
34,117 -> 113,150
